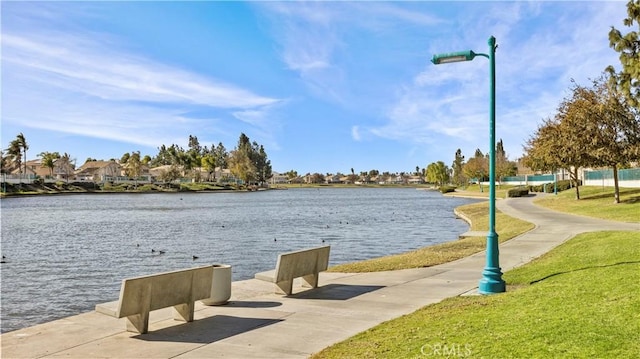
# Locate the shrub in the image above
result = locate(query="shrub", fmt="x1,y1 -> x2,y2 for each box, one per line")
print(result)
556,179 -> 581,192
440,185 -> 456,194
528,180 -> 582,193
507,186 -> 529,197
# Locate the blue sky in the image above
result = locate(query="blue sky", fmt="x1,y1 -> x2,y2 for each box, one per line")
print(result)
1,1 -> 629,175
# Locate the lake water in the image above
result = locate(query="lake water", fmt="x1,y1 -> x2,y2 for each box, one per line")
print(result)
0,187 -> 477,333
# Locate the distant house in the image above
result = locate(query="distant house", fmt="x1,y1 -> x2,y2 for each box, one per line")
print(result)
19,159 -> 75,181
148,164 -> 175,180
216,167 -> 235,183
289,176 -> 304,184
270,172 -> 288,185
325,174 -> 341,184
389,174 -> 405,184
22,160 -> 47,177
119,163 -> 150,178
76,160 -> 121,181
408,176 -> 425,184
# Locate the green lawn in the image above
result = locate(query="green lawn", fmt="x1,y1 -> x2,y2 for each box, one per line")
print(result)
313,231 -> 640,358
328,201 -> 534,272
452,183 -> 518,198
534,186 -> 640,222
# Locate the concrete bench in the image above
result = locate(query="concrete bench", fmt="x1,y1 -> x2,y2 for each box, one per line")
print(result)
95,265 -> 215,334
255,245 -> 330,295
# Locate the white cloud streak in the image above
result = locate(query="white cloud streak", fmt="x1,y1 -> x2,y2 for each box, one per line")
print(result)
372,2 -> 626,160
1,5 -> 282,149
257,2 -> 445,104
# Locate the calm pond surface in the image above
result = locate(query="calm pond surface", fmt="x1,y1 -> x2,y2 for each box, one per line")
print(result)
0,187 -> 478,333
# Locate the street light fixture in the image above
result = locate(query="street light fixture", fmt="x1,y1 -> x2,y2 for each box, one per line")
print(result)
431,50 -> 480,64
432,36 -> 505,294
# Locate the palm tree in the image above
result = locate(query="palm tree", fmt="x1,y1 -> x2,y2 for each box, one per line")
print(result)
15,133 -> 28,176
6,139 -> 23,175
39,152 -> 61,178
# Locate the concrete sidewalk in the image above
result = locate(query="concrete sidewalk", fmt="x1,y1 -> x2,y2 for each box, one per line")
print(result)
2,195 -> 638,358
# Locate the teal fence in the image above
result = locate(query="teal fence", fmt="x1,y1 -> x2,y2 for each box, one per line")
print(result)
526,174 -> 554,182
502,176 -> 525,182
584,168 -> 640,181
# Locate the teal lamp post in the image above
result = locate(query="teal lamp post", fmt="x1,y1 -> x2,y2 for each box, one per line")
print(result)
432,36 -> 505,294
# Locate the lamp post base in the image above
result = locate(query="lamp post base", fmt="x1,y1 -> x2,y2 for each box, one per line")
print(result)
478,267 -> 506,294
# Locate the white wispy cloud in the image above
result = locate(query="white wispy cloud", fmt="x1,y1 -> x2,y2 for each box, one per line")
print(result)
1,4 -> 283,150
351,126 -> 361,141
371,1 -> 625,160
256,2 -> 444,105
2,32 -> 280,108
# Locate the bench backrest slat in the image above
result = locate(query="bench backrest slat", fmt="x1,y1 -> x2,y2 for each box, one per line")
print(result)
116,266 -> 214,318
274,246 -> 330,282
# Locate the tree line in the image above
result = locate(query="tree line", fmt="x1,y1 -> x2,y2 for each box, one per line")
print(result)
424,139 -> 517,189
1,132 -> 272,187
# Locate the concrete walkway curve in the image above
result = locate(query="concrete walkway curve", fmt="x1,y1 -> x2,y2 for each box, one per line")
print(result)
2,194 -> 638,358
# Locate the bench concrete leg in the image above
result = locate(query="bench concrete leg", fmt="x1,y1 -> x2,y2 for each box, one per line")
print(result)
125,283 -> 151,334
275,280 -> 293,295
126,312 -> 149,334
173,302 -> 194,322
301,273 -> 319,288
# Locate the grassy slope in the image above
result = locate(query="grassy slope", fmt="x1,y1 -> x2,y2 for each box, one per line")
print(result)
534,186 -> 640,222
313,231 -> 640,358
328,201 -> 534,272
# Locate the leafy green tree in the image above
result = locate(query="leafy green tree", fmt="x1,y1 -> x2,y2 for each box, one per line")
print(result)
213,142 -> 228,170
124,151 -> 142,187
188,135 -> 202,154
141,155 -> 152,165
187,135 -> 202,173
230,133 -> 271,185
426,161 -> 450,187
38,151 -> 61,178
151,145 -> 171,166
463,149 -> 488,185
523,79 -> 611,200
451,148 -> 466,187
120,152 -> 130,164
228,148 -> 256,185
125,151 -> 142,177
158,164 -> 181,183
607,0 -> 640,107
495,139 -> 517,182
254,144 -> 272,184
0,150 -> 9,173
582,75 -> 640,203
285,170 -> 298,180
201,154 -> 217,181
